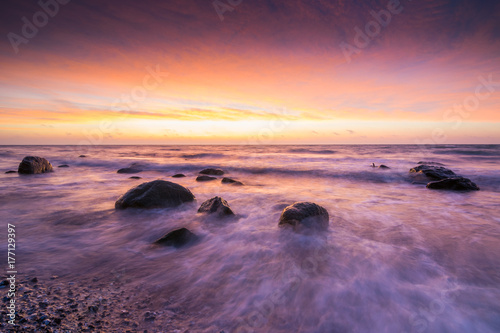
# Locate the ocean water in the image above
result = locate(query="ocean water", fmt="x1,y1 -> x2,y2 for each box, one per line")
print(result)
1,144 -> 499,332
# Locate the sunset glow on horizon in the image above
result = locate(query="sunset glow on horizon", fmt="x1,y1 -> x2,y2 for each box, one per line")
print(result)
1,0 -> 499,144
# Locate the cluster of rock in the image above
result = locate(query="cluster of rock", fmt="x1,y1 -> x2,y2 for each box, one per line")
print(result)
409,163 -> 480,191
114,177 -> 330,248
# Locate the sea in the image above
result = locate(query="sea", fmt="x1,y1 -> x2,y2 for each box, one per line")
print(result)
1,144 -> 499,332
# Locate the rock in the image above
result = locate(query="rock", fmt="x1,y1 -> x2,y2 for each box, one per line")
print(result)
58,165 -> 69,168
221,177 -> 243,185
378,165 -> 390,169
5,170 -> 17,174
278,202 -> 329,231
409,164 -> 456,181
117,167 -> 142,174
172,174 -> 186,178
115,180 -> 195,209
129,176 -> 141,180
18,156 -> 53,174
198,196 -> 235,216
417,161 -> 444,166
79,155 -> 86,158
196,175 -> 217,182
154,228 -> 198,248
199,168 -> 224,176
426,177 -> 480,191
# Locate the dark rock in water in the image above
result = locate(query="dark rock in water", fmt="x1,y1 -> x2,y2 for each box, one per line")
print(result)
196,175 -> 217,182
117,167 -> 142,174
5,170 -> 17,174
129,176 -> 141,180
199,168 -> 224,176
418,161 -> 444,166
221,177 -> 243,185
58,165 -> 69,168
18,156 -> 53,174
378,165 -> 390,169
198,196 -> 234,216
278,202 -> 329,231
154,228 -> 198,248
410,165 -> 456,180
172,174 -> 186,178
427,177 -> 480,191
115,180 -> 195,209
79,155 -> 86,158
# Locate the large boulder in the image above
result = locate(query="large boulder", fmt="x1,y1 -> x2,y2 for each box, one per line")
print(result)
278,202 -> 329,231
154,228 -> 198,248
427,177 -> 480,191
198,196 -> 234,216
199,168 -> 224,176
18,156 -> 53,174
410,165 -> 456,180
115,180 -> 195,209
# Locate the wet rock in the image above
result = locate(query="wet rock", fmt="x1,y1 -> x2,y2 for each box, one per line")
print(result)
198,196 -> 234,216
199,168 -> 224,176
172,174 -> 186,178
5,170 -> 17,174
79,155 -> 86,158
221,177 -> 243,185
417,161 -> 444,166
409,164 -> 456,181
196,175 -> 217,182
18,156 -> 53,174
115,180 -> 195,209
154,228 -> 198,248
426,177 -> 480,191
378,165 -> 390,169
58,165 -> 69,168
129,176 -> 141,180
117,167 -> 143,174
278,202 -> 329,231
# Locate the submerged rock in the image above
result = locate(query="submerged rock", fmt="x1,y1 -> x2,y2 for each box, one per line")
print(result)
79,155 -> 86,158
172,174 -> 186,178
278,202 -> 329,231
18,156 -> 53,174
410,165 -> 456,180
417,161 -> 444,166
427,177 -> 480,191
221,177 -> 243,185
115,180 -> 195,209
196,175 -> 217,182
154,228 -> 198,248
198,196 -> 234,216
5,170 -> 17,174
58,164 -> 69,168
129,176 -> 141,180
117,167 -> 142,174
199,168 -> 224,176
378,165 -> 390,169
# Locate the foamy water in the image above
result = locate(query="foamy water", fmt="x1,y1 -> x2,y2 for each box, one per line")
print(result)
1,145 -> 499,332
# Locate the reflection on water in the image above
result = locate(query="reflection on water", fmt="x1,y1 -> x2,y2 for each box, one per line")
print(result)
1,145 -> 499,332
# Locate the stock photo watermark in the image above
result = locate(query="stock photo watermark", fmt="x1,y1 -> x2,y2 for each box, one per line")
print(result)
6,224 -> 17,325
340,0 -> 409,64
413,72 -> 500,156
213,0 -> 243,21
76,64 -> 169,151
7,0 -> 71,54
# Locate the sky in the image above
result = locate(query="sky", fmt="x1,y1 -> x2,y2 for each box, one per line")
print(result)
0,0 -> 499,145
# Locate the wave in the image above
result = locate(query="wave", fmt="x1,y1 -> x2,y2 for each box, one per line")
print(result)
433,150 -> 500,157
181,153 -> 226,159
288,148 -> 336,155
